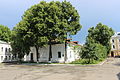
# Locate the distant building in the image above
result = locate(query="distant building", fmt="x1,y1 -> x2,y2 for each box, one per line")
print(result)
0,40 -> 13,63
24,39 -> 81,63
110,32 -> 120,57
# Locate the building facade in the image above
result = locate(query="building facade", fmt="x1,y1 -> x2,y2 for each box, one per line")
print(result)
24,41 -> 81,63
0,40 -> 13,63
110,32 -> 120,57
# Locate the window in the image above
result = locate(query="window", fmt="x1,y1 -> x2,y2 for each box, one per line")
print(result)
5,48 -> 7,53
118,33 -> 120,35
58,52 -> 61,58
5,56 -> 7,60
12,56 -> 14,60
9,56 -> 11,60
70,53 -> 72,58
62,54 -> 64,57
112,39 -> 114,43
9,48 -> 11,52
113,45 -> 115,49
69,51 -> 72,58
1,56 -> 3,60
1,47 -> 3,52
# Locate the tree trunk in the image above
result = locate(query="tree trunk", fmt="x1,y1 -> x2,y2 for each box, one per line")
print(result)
64,40 -> 67,63
35,45 -> 39,63
88,58 -> 91,64
49,40 -> 52,61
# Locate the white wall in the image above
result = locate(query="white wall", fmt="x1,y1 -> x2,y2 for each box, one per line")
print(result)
51,44 -> 65,63
24,43 -> 80,63
66,44 -> 80,63
0,43 -> 12,63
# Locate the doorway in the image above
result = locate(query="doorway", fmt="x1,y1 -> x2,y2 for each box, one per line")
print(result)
111,51 -> 114,57
30,53 -> 34,62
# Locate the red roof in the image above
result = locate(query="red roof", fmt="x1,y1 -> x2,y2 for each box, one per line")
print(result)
67,41 -> 81,46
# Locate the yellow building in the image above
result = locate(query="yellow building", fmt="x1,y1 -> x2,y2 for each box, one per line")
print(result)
110,32 -> 120,57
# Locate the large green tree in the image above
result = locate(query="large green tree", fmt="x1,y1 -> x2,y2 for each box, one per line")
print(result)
15,21 -> 48,62
87,23 -> 114,54
15,1 -> 81,62
11,28 -> 31,62
0,25 -> 11,42
80,23 -> 114,64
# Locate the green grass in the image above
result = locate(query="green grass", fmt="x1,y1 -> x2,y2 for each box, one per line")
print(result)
3,59 -> 106,65
70,59 -> 106,65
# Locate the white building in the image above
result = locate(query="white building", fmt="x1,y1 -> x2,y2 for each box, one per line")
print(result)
24,40 -> 81,63
0,40 -> 13,63
110,32 -> 120,57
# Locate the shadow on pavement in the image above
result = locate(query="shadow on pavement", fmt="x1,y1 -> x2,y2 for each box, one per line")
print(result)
117,72 -> 120,80
114,63 -> 120,66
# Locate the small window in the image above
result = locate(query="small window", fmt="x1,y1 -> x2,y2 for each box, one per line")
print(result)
118,33 -> 120,35
1,47 -> 3,52
62,54 -> 64,57
70,53 -> 72,58
5,56 -> 7,60
112,39 -> 114,43
119,39 -> 120,42
1,56 -> 3,60
9,48 -> 11,52
12,56 -> 14,60
58,52 -> 61,58
9,56 -> 11,60
5,48 -> 7,53
113,45 -> 115,49
70,51 -> 72,58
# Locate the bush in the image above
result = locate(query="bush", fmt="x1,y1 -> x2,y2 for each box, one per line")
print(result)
80,42 -> 107,64
70,58 -> 105,64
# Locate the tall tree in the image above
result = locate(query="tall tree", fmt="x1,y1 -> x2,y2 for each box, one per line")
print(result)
11,28 -> 30,62
15,20 -> 48,62
87,23 -> 114,54
15,1 -> 82,62
0,25 -> 11,42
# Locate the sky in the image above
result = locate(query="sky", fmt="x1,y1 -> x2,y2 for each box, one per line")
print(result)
0,0 -> 120,44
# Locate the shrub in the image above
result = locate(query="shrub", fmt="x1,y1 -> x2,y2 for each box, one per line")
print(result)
80,42 -> 107,64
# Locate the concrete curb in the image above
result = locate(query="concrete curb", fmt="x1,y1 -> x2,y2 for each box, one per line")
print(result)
44,59 -> 107,66
96,59 -> 107,66
21,60 -> 107,66
3,59 -> 108,66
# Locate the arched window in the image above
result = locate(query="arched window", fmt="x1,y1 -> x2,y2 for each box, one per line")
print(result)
9,56 -> 11,60
1,47 -> 3,52
112,39 -> 114,43
9,48 -> 11,52
1,56 -> 3,60
5,56 -> 7,60
5,48 -> 7,53
113,45 -> 115,49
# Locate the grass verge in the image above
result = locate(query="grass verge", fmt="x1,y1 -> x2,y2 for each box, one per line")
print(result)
70,59 -> 106,65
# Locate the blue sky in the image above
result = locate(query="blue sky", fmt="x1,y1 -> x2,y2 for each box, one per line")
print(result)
0,0 -> 120,44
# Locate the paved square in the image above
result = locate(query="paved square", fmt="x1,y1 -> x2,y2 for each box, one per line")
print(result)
0,58 -> 120,80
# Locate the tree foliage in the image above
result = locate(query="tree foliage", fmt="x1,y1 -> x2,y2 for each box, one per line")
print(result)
11,28 -> 31,61
0,25 -> 11,42
81,41 -> 107,63
80,23 -> 114,64
15,1 -> 82,62
87,23 -> 114,53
